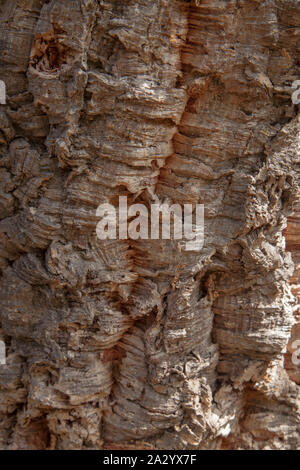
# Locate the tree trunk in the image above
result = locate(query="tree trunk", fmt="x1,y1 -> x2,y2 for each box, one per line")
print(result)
0,0 -> 299,450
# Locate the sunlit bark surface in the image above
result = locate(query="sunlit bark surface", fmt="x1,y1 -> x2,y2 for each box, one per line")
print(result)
0,0 -> 299,449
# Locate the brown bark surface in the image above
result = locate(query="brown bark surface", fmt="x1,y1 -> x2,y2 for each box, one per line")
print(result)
0,0 -> 299,449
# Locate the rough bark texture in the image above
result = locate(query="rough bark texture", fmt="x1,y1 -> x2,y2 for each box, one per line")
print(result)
0,0 -> 300,450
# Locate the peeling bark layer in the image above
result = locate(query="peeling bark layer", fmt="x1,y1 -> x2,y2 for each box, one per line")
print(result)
0,0 -> 299,450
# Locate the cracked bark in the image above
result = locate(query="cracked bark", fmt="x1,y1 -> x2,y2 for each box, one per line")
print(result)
0,0 -> 299,450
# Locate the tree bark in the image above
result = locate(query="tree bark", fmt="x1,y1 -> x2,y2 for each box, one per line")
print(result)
0,0 -> 299,450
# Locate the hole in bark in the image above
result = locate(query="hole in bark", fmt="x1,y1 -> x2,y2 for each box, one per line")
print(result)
103,345 -> 126,363
198,273 -> 209,300
30,31 -> 70,73
16,418 -> 51,450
